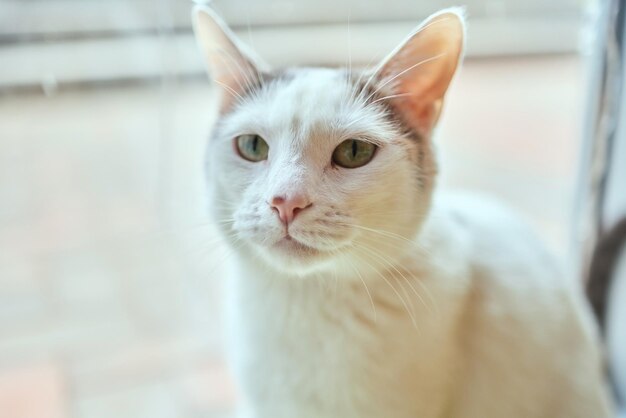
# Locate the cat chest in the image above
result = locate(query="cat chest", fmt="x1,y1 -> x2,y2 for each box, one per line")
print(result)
227,278 -> 456,417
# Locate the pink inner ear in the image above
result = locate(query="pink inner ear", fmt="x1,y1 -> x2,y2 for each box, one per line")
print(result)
375,11 -> 464,136
194,8 -> 261,111
390,99 -> 442,137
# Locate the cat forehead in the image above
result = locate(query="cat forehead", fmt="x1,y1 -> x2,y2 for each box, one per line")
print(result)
254,68 -> 357,130
221,67 -> 398,144
262,68 -> 350,110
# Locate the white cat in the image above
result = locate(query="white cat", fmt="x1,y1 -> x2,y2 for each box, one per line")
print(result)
193,7 -> 614,418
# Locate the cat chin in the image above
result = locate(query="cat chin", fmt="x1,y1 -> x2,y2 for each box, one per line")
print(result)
253,242 -> 342,277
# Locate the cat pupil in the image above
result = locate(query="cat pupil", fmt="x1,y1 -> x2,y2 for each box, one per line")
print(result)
252,136 -> 258,153
351,140 -> 357,158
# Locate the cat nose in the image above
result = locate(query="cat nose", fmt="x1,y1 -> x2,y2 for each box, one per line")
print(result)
270,194 -> 312,225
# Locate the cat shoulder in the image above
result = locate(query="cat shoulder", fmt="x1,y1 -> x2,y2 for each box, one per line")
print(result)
426,190 -> 566,298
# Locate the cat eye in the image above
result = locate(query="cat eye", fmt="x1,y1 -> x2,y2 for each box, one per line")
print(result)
332,139 -> 377,169
235,134 -> 269,162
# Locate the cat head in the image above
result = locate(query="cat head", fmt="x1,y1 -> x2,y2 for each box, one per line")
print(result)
193,7 -> 465,277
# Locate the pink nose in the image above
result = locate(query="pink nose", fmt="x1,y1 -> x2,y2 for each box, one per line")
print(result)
270,194 -> 312,225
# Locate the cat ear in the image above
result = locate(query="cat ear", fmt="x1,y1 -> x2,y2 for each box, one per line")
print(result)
193,6 -> 266,110
371,8 -> 465,136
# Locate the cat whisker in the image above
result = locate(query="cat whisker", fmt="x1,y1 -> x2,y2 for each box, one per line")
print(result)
359,16 -> 454,97
185,238 -> 237,277
184,231 -> 238,258
242,8 -> 265,90
369,92 -> 417,105
202,238 -> 247,278
132,221 -> 217,241
347,6 -> 353,84
338,222 -> 416,246
214,79 -> 245,103
355,243 -> 417,316
345,253 -> 378,322
351,244 -> 419,331
358,240 -> 433,316
364,53 -> 447,104
345,227 -> 438,315
355,233 -> 412,255
213,47 -> 258,94
340,108 -> 384,129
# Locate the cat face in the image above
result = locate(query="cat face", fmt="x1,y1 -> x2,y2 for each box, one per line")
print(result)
194,8 -> 464,276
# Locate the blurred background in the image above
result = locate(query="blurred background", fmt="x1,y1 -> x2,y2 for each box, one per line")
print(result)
0,0 -> 604,417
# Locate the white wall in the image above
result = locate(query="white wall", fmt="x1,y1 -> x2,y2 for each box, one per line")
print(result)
0,0 -> 587,89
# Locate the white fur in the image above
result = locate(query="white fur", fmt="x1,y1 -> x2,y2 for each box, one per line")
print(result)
195,8 -> 614,418
224,194 -> 613,418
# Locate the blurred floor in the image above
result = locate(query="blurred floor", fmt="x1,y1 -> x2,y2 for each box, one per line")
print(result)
0,54 -> 584,418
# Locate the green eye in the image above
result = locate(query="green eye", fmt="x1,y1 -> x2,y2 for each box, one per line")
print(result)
332,139 -> 377,168
235,134 -> 269,162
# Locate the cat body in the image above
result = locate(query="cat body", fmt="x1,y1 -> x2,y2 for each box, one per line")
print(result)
193,7 -> 613,418
226,193 -> 610,418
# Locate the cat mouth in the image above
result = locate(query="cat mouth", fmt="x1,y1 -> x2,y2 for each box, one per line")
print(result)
272,235 -> 321,256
